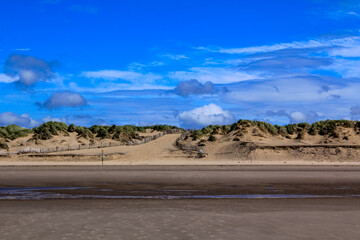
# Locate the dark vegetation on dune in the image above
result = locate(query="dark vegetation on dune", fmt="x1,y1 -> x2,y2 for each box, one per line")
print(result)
188,120 -> 360,141
0,121 -> 181,149
32,122 -> 181,141
0,125 -> 33,149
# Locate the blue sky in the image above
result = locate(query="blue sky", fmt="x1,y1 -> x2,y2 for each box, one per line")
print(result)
1,0 -> 360,128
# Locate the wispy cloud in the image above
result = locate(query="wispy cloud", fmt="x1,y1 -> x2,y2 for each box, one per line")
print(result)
325,0 -> 360,18
196,36 -> 360,55
80,70 -> 163,84
161,54 -> 188,60
169,67 -> 260,84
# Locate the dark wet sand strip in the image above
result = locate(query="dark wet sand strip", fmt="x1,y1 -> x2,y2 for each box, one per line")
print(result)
2,166 -> 360,186
2,166 -> 360,199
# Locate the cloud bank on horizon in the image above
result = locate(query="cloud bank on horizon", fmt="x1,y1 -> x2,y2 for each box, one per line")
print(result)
1,0 -> 360,129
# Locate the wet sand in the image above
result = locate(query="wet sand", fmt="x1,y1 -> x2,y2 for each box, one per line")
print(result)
1,166 -> 360,239
1,199 -> 360,239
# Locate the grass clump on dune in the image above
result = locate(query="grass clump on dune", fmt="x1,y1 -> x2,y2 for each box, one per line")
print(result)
192,119 -> 360,139
0,141 -> 9,150
0,122 -> 182,143
33,121 -> 68,140
0,125 -> 33,140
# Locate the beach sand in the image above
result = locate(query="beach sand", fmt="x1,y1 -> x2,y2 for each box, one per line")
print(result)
1,198 -> 360,240
1,166 -> 360,239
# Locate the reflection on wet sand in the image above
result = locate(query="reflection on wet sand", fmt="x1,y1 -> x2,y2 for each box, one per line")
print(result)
1,183 -> 360,200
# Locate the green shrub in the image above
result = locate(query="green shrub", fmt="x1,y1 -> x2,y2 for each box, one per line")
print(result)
33,121 -> 68,140
253,121 -> 278,135
222,125 -> 231,133
296,131 -> 306,139
108,124 -> 117,134
267,124 -> 278,135
89,125 -> 101,134
277,126 -> 288,136
75,126 -> 87,135
285,124 -> 297,135
136,126 -> 146,133
0,125 -> 32,140
68,124 -> 76,132
148,124 -> 181,131
230,123 -> 240,131
190,130 -> 204,140
201,125 -> 214,134
0,142 -> 9,150
123,125 -> 137,133
0,128 -> 8,139
208,134 -> 216,141
237,119 -> 252,127
78,129 -> 94,139
298,122 -> 310,129
96,127 -> 110,139
318,120 -> 336,135
112,128 -> 137,141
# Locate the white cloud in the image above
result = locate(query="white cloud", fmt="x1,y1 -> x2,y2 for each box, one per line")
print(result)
197,36 -> 360,55
128,61 -> 164,71
161,54 -> 188,60
169,67 -> 260,84
42,116 -> 67,123
178,104 -> 235,128
80,70 -> 163,83
0,73 -> 19,83
4,55 -> 54,86
39,92 -> 87,110
223,75 -> 355,103
0,112 -> 69,128
324,59 -> 360,78
68,81 -> 172,93
0,112 -> 39,128
81,70 -> 142,80
331,46 -> 360,57
289,111 -> 318,123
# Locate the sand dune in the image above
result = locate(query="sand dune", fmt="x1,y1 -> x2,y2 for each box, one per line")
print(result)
3,123 -> 360,165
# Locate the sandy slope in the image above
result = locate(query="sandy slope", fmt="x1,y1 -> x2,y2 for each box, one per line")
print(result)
1,134 -> 200,165
49,133 -> 187,160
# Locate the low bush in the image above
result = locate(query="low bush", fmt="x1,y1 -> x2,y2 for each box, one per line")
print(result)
33,122 -> 68,140
285,124 -> 297,135
208,134 -> 216,141
67,124 -> 76,132
190,130 -> 204,140
96,127 -> 111,139
0,142 -> 9,150
0,125 -> 32,140
78,129 -> 94,139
